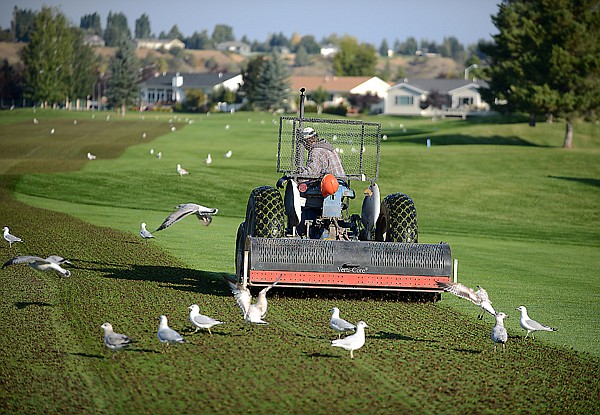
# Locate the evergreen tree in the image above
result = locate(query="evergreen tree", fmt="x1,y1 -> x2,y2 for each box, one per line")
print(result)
249,53 -> 290,111
481,0 -> 600,147
185,30 -> 212,50
240,55 -> 266,103
167,25 -> 183,41
134,13 -> 151,39
80,13 -> 102,36
106,39 -> 140,114
69,29 -> 100,100
294,46 -> 311,67
0,59 -> 23,104
297,35 -> 320,54
333,36 -> 377,76
13,7 -> 36,42
378,39 -> 389,57
104,12 -> 131,46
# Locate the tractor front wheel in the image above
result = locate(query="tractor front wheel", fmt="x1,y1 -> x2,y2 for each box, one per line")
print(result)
245,186 -> 286,238
375,193 -> 418,243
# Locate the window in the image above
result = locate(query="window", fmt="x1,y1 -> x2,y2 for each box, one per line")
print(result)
460,97 -> 473,106
395,95 -> 414,106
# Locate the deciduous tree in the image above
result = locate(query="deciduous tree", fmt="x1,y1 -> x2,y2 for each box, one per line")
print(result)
332,36 -> 377,76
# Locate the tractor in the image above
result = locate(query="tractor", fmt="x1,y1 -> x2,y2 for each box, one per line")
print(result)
234,89 -> 455,298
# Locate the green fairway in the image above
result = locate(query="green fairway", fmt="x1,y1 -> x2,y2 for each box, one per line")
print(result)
0,108 -> 598,414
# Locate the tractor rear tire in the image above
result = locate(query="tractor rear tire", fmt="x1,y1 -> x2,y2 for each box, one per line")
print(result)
245,186 -> 285,238
375,193 -> 418,243
235,222 -> 246,280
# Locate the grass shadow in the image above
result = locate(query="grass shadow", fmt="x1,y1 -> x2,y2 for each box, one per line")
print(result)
15,301 -> 54,309
548,175 -> 600,188
373,331 -> 439,343
394,134 -> 545,147
75,259 -> 231,296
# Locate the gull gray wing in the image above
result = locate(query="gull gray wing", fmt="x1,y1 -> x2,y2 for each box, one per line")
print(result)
2,255 -> 45,268
155,204 -> 199,231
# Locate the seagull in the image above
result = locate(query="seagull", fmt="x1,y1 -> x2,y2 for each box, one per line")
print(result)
87,152 -> 96,160
227,276 -> 282,324
33,118 -> 39,124
155,203 -> 218,232
50,128 -> 55,134
139,222 -> 154,241
177,164 -> 189,176
2,255 -> 71,277
205,154 -> 212,165
224,150 -> 232,158
142,132 -> 147,139
361,183 -> 380,240
150,148 -> 154,155
188,304 -> 224,335
156,151 -> 162,159
436,281 -> 496,319
3,227 -> 23,247
515,306 -> 557,339
101,322 -> 134,352
330,307 -> 355,339
157,315 -> 186,347
331,321 -> 368,359
491,312 -> 509,352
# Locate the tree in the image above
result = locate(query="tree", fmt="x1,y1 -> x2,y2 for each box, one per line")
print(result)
80,13 -> 102,36
106,39 -> 140,114
0,59 -> 23,105
481,0 -> 600,148
69,29 -> 99,100
248,53 -> 290,111
167,25 -> 183,41
332,36 -> 377,76
211,24 -> 234,44
13,7 -> 36,42
378,39 -> 389,57
294,46 -> 310,67
186,30 -> 212,50
104,12 -> 131,46
296,35 -> 320,54
134,14 -> 151,39
21,7 -> 73,105
309,86 -> 329,114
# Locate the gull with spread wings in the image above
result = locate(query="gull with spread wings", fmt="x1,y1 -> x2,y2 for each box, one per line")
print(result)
436,281 -> 496,319
2,255 -> 72,277
155,203 -> 218,232
227,276 -> 282,324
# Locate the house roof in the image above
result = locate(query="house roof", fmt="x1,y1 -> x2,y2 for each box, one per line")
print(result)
290,76 -> 389,93
142,72 -> 241,88
390,78 -> 487,94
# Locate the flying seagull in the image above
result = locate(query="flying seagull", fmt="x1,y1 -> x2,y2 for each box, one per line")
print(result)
436,281 -> 496,319
139,222 -> 154,241
177,164 -> 189,176
331,321 -> 368,359
188,304 -> 224,335
227,276 -> 282,324
515,306 -> 557,339
3,227 -> 23,247
330,307 -> 355,339
490,312 -> 509,352
101,322 -> 134,352
2,255 -> 71,277
155,203 -> 218,232
157,315 -> 186,347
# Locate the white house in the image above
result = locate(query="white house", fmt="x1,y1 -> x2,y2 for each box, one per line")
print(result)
139,72 -> 243,107
216,41 -> 251,56
290,76 -> 391,108
135,38 -> 185,50
384,78 -> 489,117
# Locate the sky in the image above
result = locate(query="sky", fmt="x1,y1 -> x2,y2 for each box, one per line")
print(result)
1,0 -> 500,46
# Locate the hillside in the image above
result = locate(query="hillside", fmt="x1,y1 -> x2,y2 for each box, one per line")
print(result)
0,41 -> 460,80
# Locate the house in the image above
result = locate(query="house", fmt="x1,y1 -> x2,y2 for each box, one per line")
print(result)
135,38 -> 185,51
290,76 -> 391,108
384,78 -> 489,117
320,44 -> 339,57
83,34 -> 105,47
216,41 -> 251,56
139,72 -> 243,107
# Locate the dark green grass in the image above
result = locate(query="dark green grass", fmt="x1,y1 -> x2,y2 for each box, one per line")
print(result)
0,109 -> 599,414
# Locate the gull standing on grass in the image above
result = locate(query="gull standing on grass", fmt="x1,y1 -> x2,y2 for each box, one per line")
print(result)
3,227 -> 23,247
224,150 -> 232,158
2,255 -> 71,277
139,222 -> 154,242
101,322 -> 134,352
177,164 -> 189,176
515,306 -> 558,339
491,312 -> 509,352
188,304 -> 224,335
205,154 -> 212,165
436,281 -> 496,319
227,276 -> 282,324
330,307 -> 355,339
87,152 -> 96,160
331,321 -> 368,359
157,315 -> 186,348
155,203 -> 218,232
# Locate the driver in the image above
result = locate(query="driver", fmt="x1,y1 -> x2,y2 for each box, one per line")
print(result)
295,127 -> 346,238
